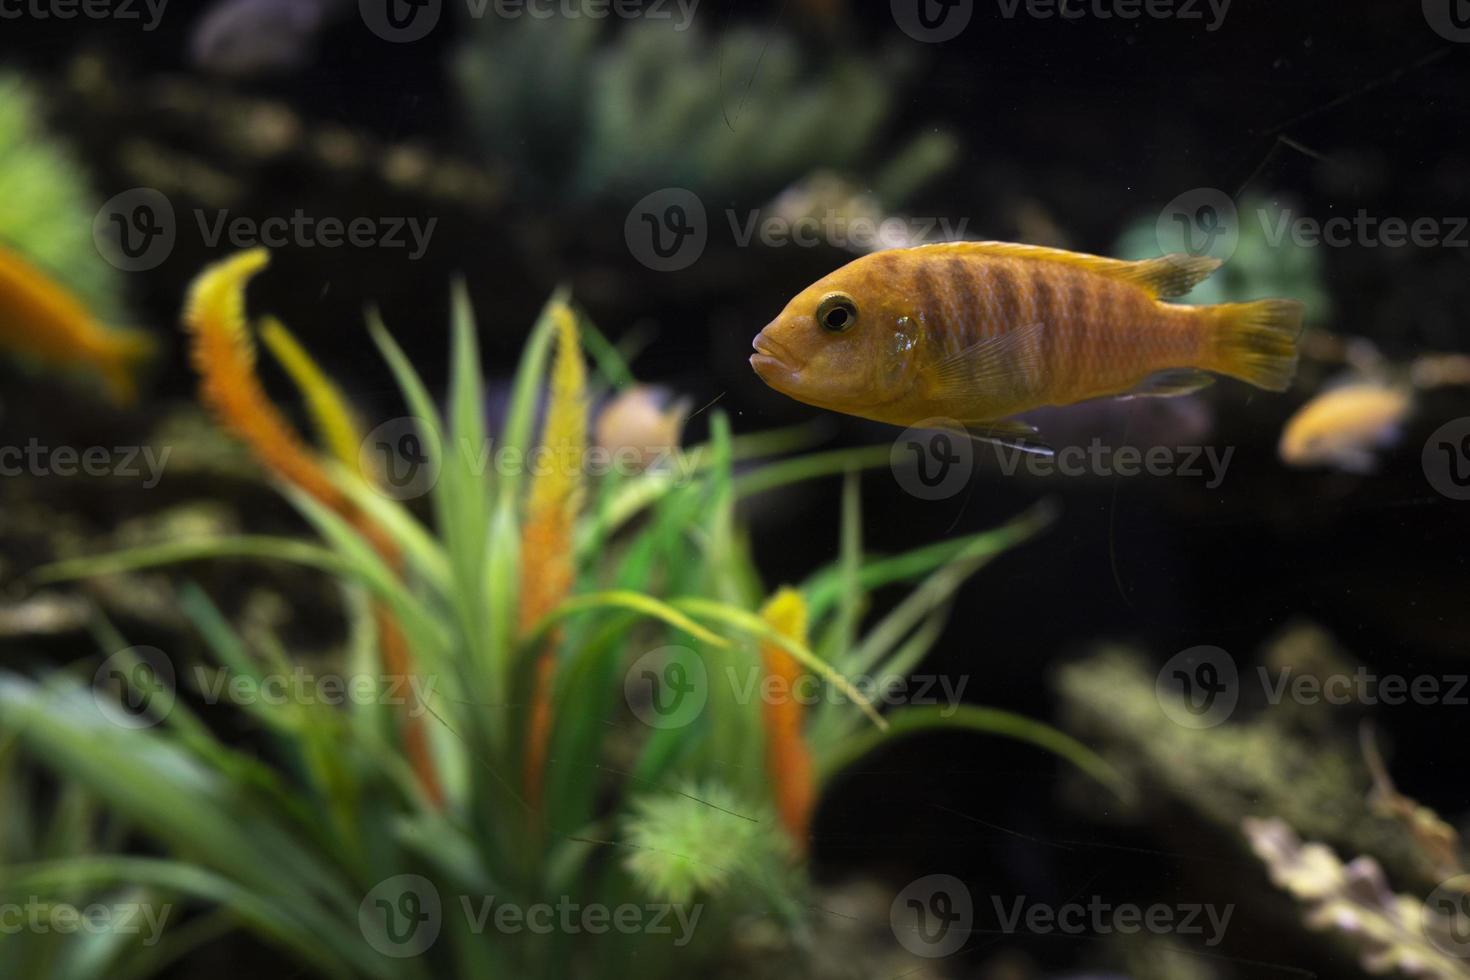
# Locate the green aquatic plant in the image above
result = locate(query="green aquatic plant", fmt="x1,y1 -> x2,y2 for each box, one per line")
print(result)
0,73 -> 127,321
453,14 -> 952,204
0,251 -> 1116,978
0,741 -> 131,979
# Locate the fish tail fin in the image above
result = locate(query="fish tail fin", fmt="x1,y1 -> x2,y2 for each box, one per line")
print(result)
1204,299 -> 1304,392
100,328 -> 156,405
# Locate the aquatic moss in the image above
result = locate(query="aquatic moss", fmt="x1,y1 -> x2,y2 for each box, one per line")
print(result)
1054,646 -> 1445,893
623,781 -> 792,906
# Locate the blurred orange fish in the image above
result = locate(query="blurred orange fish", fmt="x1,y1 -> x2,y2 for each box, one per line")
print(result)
751,242 -> 1303,450
0,244 -> 153,404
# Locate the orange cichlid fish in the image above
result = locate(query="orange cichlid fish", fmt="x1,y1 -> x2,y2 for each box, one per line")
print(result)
750,241 -> 1303,451
0,243 -> 153,404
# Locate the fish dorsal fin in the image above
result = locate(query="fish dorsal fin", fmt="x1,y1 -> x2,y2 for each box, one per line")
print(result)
912,241 -> 1221,298
930,320 -> 1047,404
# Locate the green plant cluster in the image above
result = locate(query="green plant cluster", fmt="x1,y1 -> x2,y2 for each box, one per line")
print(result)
0,293 -> 1112,979
452,15 -> 951,204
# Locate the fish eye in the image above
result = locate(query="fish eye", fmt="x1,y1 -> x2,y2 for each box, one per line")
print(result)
816,293 -> 858,333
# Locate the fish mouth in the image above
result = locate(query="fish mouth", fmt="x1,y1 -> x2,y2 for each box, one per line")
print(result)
750,330 -> 798,378
749,352 -> 784,375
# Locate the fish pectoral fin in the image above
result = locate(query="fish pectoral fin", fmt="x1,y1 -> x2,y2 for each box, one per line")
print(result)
963,419 -> 1055,457
1119,369 -> 1216,399
1333,447 -> 1381,474
912,242 -> 1220,298
931,320 -> 1047,403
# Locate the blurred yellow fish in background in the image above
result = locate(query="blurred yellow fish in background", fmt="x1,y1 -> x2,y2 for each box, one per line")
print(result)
751,241 -> 1303,451
1278,378 -> 1412,473
1410,352 -> 1470,389
0,243 -> 153,404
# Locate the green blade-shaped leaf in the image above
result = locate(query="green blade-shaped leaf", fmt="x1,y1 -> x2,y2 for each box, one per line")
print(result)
817,704 -> 1127,799
528,591 -> 728,651
732,445 -> 892,500
31,537 -> 356,585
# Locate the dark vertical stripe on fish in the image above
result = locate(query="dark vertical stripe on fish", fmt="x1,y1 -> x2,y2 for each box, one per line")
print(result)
990,261 -> 1021,339
1032,266 -> 1056,330
1030,266 -> 1057,393
1060,271 -> 1089,393
946,257 -> 977,347
913,265 -> 952,357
